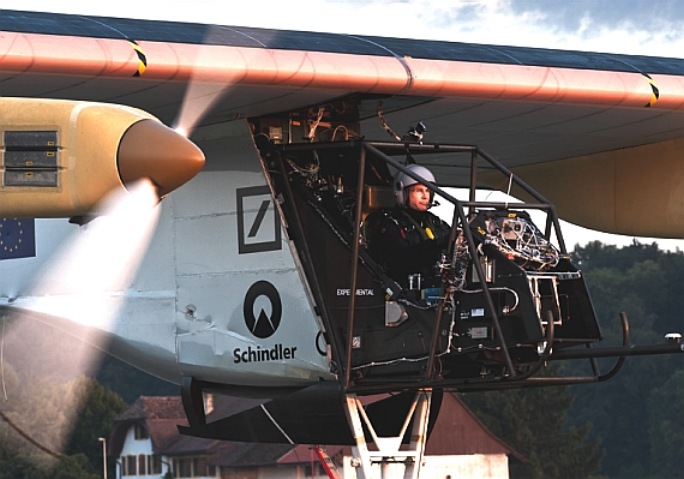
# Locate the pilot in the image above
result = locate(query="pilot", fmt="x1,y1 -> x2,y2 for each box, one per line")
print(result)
372,165 -> 451,288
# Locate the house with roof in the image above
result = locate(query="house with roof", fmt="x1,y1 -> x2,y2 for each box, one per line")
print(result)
108,393 -> 522,478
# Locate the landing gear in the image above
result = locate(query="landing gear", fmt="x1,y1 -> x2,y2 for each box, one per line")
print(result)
344,389 -> 433,479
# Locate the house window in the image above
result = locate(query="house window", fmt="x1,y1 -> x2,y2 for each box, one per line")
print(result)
138,454 -> 147,475
134,423 -> 149,440
149,455 -> 162,474
188,457 -> 217,476
125,455 -> 137,476
174,457 -> 192,478
172,455 -> 217,478
193,457 -> 207,476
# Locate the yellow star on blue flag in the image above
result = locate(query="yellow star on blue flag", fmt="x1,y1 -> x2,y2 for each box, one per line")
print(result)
0,218 -> 36,260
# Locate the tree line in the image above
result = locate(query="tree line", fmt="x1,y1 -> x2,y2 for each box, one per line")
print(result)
0,316 -> 174,477
463,240 -> 684,478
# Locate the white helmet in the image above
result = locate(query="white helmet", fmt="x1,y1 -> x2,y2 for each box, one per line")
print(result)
393,165 -> 435,205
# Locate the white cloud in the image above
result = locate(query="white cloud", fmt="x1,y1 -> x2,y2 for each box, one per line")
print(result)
6,0 -> 684,58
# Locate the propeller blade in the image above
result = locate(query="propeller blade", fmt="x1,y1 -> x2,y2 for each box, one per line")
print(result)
0,178 -> 160,457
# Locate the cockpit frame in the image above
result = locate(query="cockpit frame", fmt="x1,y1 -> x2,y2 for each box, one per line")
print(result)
262,136 -> 681,395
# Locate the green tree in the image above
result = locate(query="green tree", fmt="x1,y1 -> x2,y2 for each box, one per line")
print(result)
647,369 -> 684,478
0,452 -> 47,479
63,377 -> 127,469
95,354 -> 177,403
568,241 -> 684,478
462,367 -> 603,479
0,376 -> 125,477
0,446 -> 97,479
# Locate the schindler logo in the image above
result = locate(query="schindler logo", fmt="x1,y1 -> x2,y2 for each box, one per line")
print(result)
243,280 -> 282,338
235,280 -> 297,364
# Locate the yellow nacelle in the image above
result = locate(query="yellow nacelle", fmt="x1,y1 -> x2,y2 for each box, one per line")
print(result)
0,98 -> 204,217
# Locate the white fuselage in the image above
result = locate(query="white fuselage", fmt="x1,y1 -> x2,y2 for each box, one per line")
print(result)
0,120 -> 334,390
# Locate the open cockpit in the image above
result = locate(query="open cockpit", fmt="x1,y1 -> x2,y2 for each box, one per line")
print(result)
247,97 -> 674,393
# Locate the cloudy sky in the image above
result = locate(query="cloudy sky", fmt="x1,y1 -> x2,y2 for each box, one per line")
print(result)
6,0 -> 684,58
4,0 -> 684,249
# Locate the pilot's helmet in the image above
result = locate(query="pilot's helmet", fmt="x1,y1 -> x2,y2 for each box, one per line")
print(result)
393,165 -> 435,205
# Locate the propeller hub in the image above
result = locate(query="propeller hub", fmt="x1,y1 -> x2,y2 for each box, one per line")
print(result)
117,119 -> 205,196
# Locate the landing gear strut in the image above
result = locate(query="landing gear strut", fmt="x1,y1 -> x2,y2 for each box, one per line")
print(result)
344,389 -> 433,479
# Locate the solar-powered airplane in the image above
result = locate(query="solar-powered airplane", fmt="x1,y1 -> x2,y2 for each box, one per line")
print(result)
1,9 -> 684,478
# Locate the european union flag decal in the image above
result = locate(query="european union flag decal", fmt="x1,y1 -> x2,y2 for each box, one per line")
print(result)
0,218 -> 36,260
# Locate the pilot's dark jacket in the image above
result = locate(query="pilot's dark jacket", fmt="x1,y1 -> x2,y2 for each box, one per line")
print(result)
370,206 -> 451,287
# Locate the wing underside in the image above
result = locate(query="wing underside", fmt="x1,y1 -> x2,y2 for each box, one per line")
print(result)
2,9 -> 684,235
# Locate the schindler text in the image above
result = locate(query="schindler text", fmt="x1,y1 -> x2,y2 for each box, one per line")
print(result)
233,344 -> 297,363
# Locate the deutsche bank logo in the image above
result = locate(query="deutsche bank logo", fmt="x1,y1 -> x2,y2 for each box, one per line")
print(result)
244,281 -> 282,339
237,185 -> 281,254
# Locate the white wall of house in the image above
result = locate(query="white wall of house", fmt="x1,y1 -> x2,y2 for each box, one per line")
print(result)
421,454 -> 510,479
341,454 -> 510,479
120,426 -> 151,456
116,425 -> 174,479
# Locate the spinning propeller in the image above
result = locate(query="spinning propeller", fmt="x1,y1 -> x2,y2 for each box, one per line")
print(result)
0,89 -> 213,460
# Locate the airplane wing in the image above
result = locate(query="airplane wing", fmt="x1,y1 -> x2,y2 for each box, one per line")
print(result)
2,9 -> 684,236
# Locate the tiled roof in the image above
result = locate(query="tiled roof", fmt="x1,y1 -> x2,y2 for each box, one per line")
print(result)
110,396 -> 188,457
210,442 -> 293,467
425,393 -> 525,462
115,396 -> 186,421
279,444 -> 347,465
158,431 -> 220,456
147,419 -> 189,451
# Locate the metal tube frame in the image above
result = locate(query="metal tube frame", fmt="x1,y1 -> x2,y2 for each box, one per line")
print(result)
276,139 -> 683,392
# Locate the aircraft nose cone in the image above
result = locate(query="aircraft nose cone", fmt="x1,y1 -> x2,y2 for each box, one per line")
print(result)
117,119 -> 205,196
